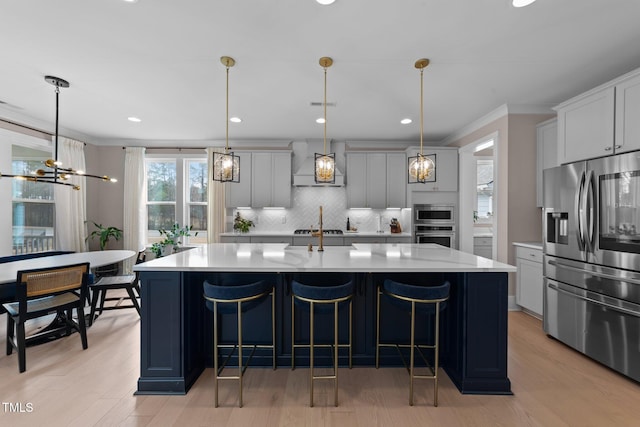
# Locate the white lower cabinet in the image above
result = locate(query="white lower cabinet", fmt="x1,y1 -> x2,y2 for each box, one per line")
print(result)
473,236 -> 493,259
220,235 -> 251,243
515,244 -> 543,317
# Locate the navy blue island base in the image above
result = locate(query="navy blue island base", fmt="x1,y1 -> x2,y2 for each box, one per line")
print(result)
135,268 -> 511,396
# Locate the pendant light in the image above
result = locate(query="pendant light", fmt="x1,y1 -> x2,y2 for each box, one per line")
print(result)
315,57 -> 336,184
212,56 -> 240,183
408,58 -> 435,184
0,76 -> 117,190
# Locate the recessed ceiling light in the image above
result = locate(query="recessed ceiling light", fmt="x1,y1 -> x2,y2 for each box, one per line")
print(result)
122,0 -> 139,3
316,0 -> 336,5
401,118 -> 412,125
230,117 -> 242,123
512,0 -> 537,7
316,118 -> 326,124
128,117 -> 141,123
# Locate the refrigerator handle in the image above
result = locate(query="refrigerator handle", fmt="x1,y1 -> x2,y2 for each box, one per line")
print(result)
575,170 -> 586,251
584,169 -> 596,253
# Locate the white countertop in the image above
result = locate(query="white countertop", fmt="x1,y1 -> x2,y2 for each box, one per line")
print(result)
135,243 -> 516,273
512,242 -> 543,251
219,231 -> 412,238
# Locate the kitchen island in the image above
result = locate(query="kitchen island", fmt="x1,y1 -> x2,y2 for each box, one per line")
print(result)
134,243 -> 516,396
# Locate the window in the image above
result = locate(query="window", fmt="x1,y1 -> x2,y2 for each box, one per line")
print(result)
12,146 -> 56,254
146,156 -> 208,245
475,159 -> 493,224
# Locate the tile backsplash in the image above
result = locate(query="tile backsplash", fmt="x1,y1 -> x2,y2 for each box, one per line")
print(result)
227,187 -> 411,233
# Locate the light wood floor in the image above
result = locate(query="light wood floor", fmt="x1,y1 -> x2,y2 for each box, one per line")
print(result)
2,301 -> 640,426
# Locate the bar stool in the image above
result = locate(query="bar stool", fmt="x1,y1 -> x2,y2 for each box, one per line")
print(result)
203,279 -> 275,408
376,279 -> 450,406
291,279 -> 354,407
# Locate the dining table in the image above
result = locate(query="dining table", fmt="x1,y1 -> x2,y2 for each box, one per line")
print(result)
0,250 -> 136,285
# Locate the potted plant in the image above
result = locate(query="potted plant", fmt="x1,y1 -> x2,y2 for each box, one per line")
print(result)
86,222 -> 123,250
233,212 -> 254,233
151,223 -> 198,258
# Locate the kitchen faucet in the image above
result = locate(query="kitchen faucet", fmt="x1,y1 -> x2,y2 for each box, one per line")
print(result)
311,206 -> 324,251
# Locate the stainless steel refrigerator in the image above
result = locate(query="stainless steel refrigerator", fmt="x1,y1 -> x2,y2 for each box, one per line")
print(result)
543,150 -> 640,382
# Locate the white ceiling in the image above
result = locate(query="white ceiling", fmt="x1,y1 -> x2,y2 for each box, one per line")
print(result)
1,0 -> 640,147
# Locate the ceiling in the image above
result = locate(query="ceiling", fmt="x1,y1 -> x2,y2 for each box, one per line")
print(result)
1,0 -> 640,147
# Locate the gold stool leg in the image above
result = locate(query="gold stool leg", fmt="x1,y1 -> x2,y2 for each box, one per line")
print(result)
237,301 -> 243,408
434,303 -> 440,407
272,289 -> 276,370
409,301 -> 416,406
349,299 -> 353,370
309,301 -> 314,407
213,302 -> 219,408
375,286 -> 381,369
291,295 -> 295,370
334,300 -> 339,407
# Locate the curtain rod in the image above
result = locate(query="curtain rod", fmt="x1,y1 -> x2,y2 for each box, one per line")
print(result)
1,118 -> 52,137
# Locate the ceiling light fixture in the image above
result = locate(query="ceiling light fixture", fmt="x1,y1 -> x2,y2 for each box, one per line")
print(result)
1,76 -> 117,189
229,116 -> 242,123
512,0 -> 537,7
408,59 -> 435,184
315,57 -> 336,184
401,118 -> 412,125
316,0 -> 336,5
212,56 -> 240,183
128,116 -> 141,122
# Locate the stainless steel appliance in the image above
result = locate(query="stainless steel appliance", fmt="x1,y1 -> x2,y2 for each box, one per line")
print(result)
543,150 -> 640,382
413,204 -> 456,248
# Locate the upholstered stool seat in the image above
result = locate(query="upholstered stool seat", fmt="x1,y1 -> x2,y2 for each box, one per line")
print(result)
203,279 -> 275,408
376,279 -> 450,406
291,279 -> 354,407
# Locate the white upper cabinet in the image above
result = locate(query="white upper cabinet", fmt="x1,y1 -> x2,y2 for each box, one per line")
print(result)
556,67 -> 640,164
251,152 -> 292,208
225,151 -> 252,207
556,86 -> 615,164
406,147 -> 458,192
615,72 -> 640,155
346,151 -> 408,209
536,118 -> 558,207
226,151 -> 291,208
386,152 -> 407,208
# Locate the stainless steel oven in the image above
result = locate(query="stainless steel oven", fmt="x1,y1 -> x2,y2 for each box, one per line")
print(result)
414,225 -> 456,247
414,204 -> 455,224
413,204 -> 456,248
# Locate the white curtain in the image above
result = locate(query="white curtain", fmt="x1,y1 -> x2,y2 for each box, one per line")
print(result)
123,147 -> 147,272
206,147 -> 226,243
54,137 -> 88,252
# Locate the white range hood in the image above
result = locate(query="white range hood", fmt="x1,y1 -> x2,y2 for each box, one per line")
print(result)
292,140 -> 344,186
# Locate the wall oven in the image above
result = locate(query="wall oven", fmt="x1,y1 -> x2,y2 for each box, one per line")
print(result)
413,204 -> 456,248
543,150 -> 640,382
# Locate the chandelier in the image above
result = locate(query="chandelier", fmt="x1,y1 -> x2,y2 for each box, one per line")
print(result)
212,56 -> 240,183
315,57 -> 336,184
408,59 -> 436,184
1,76 -> 117,190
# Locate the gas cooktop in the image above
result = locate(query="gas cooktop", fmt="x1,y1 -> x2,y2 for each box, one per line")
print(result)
293,229 -> 344,235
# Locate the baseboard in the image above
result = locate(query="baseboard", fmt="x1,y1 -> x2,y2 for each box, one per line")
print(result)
508,295 -> 519,311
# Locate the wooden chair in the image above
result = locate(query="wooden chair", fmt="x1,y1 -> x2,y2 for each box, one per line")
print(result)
3,262 -> 90,373
89,250 -> 145,326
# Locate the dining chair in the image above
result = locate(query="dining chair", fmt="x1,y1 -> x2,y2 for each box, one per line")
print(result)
89,250 -> 145,326
3,262 -> 90,373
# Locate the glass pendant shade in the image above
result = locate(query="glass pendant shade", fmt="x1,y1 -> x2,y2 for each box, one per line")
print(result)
408,153 -> 435,183
314,153 -> 335,184
212,151 -> 240,183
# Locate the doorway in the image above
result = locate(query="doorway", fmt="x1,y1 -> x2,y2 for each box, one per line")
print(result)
458,133 -> 498,258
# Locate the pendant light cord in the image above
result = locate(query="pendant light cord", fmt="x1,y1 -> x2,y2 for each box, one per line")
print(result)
323,64 -> 327,155
225,64 -> 229,154
419,66 -> 424,157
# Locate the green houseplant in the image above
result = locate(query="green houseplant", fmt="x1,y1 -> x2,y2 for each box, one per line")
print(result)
86,222 -> 123,250
151,223 -> 198,258
233,212 -> 254,233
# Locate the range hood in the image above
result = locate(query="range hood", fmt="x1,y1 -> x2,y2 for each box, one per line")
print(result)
293,140 -> 344,186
